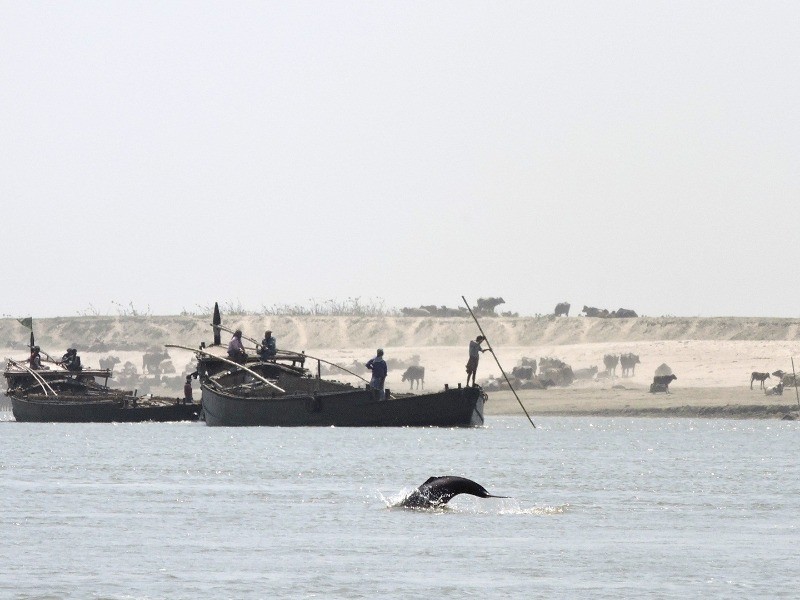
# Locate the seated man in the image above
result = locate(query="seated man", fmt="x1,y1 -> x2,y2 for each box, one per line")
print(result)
60,348 -> 82,371
29,346 -> 45,370
259,330 -> 277,360
227,330 -> 247,364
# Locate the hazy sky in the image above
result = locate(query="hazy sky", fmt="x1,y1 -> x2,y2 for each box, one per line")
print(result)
2,1 -> 798,319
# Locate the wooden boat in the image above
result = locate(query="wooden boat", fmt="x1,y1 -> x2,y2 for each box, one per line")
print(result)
173,305 -> 486,427
201,371 -> 485,427
4,359 -> 200,423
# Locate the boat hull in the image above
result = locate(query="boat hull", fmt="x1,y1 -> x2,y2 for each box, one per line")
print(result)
201,384 -> 485,427
10,395 -> 201,423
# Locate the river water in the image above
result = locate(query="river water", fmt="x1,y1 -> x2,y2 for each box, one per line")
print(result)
1,414 -> 797,599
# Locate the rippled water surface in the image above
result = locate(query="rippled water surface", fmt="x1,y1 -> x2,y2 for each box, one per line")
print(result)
1,414 -> 798,599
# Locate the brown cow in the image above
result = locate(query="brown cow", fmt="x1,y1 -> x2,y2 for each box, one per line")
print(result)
620,353 -> 640,377
603,354 -> 619,376
554,302 -> 570,317
750,372 -> 770,390
475,297 -> 505,314
401,366 -> 425,390
651,374 -> 677,393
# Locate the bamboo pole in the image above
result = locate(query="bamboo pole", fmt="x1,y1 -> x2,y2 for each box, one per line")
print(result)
8,359 -> 57,396
165,344 -> 285,392
462,296 -> 535,429
212,323 -> 371,385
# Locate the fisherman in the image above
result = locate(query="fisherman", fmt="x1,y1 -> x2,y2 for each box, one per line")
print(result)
366,348 -> 388,400
466,335 -> 488,387
183,375 -> 193,404
60,348 -> 82,372
29,346 -> 45,370
259,330 -> 277,361
227,330 -> 247,364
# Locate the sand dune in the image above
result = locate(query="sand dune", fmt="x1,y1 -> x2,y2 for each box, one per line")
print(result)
4,314 -> 800,349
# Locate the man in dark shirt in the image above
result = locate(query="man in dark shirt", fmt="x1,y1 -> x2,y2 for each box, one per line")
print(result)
259,330 -> 277,360
366,348 -> 388,400
60,348 -> 82,371
466,336 -> 487,387
183,376 -> 193,404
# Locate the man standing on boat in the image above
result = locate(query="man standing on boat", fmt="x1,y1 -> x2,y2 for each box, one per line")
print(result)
227,330 -> 247,364
466,335 -> 487,387
366,348 -> 388,400
259,330 -> 277,361
183,375 -> 193,404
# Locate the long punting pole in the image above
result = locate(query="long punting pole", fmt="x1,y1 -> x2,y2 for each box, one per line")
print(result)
165,344 -> 286,393
462,296 -> 535,429
8,359 -> 58,396
213,323 -> 371,385
792,358 -> 800,414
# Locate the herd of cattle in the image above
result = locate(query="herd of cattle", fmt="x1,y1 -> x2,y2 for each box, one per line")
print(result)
399,299 -> 639,319
94,349 -> 191,395
554,303 -> 638,318
480,352 -> 679,394
401,297 -> 511,317
750,370 -> 797,396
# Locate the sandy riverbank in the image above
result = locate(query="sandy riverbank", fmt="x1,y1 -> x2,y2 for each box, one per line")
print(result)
4,314 -> 800,418
484,386 -> 800,420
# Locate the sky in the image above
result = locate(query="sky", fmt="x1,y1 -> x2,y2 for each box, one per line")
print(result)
2,1 -> 798,319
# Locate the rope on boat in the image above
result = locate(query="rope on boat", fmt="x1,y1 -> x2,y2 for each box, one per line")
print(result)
212,323 -> 371,385
165,344 -> 286,393
8,359 -> 58,396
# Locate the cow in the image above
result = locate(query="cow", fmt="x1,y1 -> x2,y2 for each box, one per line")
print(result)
401,366 -> 425,390
750,372 -> 770,389
619,353 -> 640,377
401,307 -> 431,317
651,374 -> 677,393
437,306 -> 467,317
511,366 -> 535,380
771,369 -> 796,386
539,357 -> 568,371
98,355 -> 121,371
142,350 -> 171,375
765,382 -> 784,396
603,354 -> 619,376
519,356 -> 537,375
573,366 -> 598,380
475,297 -> 505,314
582,305 -> 602,317
540,366 -> 574,387
554,302 -> 570,317
612,308 -> 638,318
